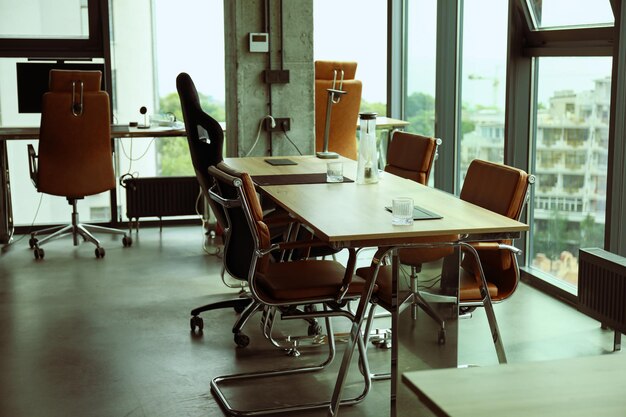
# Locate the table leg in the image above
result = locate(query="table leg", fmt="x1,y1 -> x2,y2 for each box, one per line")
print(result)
393,247 -> 460,416
328,247 -> 390,417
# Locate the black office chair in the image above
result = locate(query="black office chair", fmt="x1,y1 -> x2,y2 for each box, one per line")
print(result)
207,163 -> 371,415
176,72 -> 254,335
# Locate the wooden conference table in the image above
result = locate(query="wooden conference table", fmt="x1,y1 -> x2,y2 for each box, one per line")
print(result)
223,155 -> 528,417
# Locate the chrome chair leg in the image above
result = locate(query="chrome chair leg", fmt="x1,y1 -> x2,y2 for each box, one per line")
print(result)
211,306 -> 371,416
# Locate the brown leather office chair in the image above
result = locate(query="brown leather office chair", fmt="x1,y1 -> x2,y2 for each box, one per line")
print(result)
27,70 -> 130,259
384,130 -> 441,184
207,162 -> 372,415
359,159 -> 533,364
315,61 -> 362,159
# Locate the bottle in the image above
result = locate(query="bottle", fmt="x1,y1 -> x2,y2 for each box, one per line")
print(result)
356,112 -> 379,184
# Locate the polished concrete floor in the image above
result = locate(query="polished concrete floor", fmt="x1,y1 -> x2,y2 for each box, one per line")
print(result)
0,225 -> 619,417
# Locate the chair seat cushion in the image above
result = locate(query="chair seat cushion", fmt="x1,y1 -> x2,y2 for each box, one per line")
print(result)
356,263 -> 497,307
256,260 -> 368,302
459,268 -> 498,300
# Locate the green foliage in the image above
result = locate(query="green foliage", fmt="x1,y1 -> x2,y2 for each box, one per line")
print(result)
533,208 -> 568,259
405,92 -> 435,136
533,209 -> 605,260
360,100 -> 386,116
156,92 -> 225,176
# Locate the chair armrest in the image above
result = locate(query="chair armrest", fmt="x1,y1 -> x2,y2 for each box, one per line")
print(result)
465,241 -> 522,255
27,144 -> 38,187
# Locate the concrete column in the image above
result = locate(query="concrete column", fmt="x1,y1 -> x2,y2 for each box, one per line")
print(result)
224,0 -> 314,157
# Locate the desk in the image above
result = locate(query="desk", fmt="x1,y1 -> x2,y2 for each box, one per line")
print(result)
402,353 -> 626,417
0,125 -> 187,243
224,155 -> 527,416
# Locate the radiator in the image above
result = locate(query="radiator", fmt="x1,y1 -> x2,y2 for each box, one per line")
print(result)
124,176 -> 200,230
578,247 -> 626,351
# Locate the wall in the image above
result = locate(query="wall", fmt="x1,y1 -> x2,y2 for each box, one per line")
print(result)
224,0 -> 314,157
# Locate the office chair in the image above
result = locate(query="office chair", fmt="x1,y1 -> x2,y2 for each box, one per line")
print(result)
315,61 -> 362,159
27,70 -> 130,259
176,72 -> 257,336
359,159 -> 534,364
207,163 -> 373,415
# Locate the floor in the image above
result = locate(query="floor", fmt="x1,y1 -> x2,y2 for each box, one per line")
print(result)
0,225 -> 619,417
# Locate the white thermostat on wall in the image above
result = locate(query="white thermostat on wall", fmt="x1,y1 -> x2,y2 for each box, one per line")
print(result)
249,32 -> 269,53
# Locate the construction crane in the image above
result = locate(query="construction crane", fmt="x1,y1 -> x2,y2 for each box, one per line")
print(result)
468,73 -> 500,108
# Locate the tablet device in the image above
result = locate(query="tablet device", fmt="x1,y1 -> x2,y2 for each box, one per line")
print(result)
265,158 -> 297,166
385,205 -> 443,220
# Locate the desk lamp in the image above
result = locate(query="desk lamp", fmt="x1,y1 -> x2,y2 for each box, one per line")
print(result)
317,70 -> 347,159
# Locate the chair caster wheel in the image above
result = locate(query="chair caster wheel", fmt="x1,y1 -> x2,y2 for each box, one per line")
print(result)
438,329 -> 446,345
95,247 -> 105,258
34,247 -> 45,259
122,236 -> 132,247
29,237 -> 38,249
190,316 -> 204,333
308,323 -> 322,336
234,332 -> 250,348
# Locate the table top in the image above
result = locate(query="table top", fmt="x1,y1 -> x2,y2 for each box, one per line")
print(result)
224,155 -> 527,248
402,353 -> 626,417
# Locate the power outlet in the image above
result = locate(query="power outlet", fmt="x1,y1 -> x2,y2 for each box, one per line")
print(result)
265,117 -> 291,132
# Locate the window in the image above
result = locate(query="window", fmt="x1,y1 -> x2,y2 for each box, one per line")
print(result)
110,0 -> 225,222
529,57 -> 611,289
459,0 -> 508,185
404,1 -> 437,137
0,0 -> 89,39
314,0 -> 387,114
527,0 -> 614,30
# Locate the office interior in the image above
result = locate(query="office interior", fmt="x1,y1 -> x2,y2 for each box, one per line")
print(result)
1,0 -> 625,416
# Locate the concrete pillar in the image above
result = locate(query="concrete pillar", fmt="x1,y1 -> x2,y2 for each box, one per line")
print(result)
224,0 -> 314,157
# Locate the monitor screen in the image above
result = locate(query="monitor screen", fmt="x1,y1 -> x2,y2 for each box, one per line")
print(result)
16,62 -> 106,113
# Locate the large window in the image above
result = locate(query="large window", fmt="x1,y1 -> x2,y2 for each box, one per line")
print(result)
527,0 -> 614,29
0,0 -> 89,39
528,57 -> 611,289
458,0 -> 508,184
313,0 -> 387,114
404,1 -> 437,137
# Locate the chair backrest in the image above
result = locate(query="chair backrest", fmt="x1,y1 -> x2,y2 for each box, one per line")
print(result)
37,69 -> 114,198
208,162 -> 271,284
176,72 -> 227,229
460,159 -> 533,299
385,131 -> 440,185
314,61 -> 362,159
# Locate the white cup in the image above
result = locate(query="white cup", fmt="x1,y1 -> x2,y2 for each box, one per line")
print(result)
392,197 -> 414,225
326,161 -> 344,183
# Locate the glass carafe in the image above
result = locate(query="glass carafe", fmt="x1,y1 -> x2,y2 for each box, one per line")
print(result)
356,112 -> 379,184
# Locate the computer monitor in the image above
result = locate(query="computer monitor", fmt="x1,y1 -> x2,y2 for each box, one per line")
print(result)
16,61 -> 106,113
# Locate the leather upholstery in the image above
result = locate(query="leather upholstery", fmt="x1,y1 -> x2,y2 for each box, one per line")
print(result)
459,159 -> 531,301
37,70 -> 114,197
355,264 -> 497,309
315,61 -> 362,159
384,132 -> 456,266
210,164 -> 361,306
257,262 -> 368,301
385,131 -> 438,185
